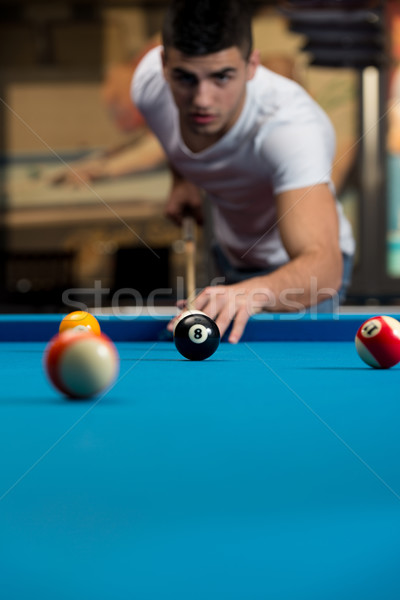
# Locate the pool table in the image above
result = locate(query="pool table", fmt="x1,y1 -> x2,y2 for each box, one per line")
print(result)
1,312 -> 400,600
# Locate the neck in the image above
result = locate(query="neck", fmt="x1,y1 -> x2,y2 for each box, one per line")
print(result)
180,123 -> 221,153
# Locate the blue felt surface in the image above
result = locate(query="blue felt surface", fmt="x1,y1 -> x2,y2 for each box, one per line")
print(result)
1,337 -> 400,599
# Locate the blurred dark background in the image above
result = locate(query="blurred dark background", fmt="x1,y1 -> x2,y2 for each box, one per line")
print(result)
0,0 -> 397,312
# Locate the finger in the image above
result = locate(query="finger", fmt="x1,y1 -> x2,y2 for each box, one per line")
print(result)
213,301 -> 238,339
191,286 -> 222,318
164,207 -> 182,226
192,295 -> 216,320
190,290 -> 208,313
167,312 -> 183,332
166,316 -> 176,332
167,301 -> 198,332
228,306 -> 251,344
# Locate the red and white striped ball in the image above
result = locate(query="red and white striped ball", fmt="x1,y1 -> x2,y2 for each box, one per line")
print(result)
355,316 -> 400,369
45,330 -> 119,398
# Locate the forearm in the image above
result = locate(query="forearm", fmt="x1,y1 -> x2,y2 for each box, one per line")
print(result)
250,248 -> 343,312
103,136 -> 165,177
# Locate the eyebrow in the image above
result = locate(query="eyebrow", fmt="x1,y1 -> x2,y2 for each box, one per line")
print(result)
172,66 -> 237,78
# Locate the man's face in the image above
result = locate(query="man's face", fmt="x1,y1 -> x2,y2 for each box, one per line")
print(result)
162,46 -> 259,151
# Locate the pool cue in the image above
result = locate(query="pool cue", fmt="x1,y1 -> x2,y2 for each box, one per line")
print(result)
182,215 -> 196,310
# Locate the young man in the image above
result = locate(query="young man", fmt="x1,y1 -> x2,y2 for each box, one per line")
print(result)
132,0 -> 355,343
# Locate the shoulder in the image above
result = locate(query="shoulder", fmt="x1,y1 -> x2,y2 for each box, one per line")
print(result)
249,66 -> 306,113
250,66 -> 335,152
248,67 -> 336,191
251,66 -> 333,131
252,64 -> 301,96
131,46 -> 166,108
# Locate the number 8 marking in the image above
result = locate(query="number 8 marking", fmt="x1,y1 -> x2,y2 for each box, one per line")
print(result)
188,324 -> 209,344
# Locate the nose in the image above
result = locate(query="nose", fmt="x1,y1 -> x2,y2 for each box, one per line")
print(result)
193,80 -> 213,109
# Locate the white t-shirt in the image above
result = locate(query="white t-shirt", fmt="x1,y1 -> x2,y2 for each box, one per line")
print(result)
132,47 -> 355,269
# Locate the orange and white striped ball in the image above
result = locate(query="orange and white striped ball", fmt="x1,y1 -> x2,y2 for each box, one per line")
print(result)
45,330 -> 119,398
355,316 -> 400,369
59,311 -> 101,336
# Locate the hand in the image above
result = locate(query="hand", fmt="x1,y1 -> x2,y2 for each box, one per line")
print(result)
51,159 -> 105,186
164,177 -> 204,226
168,278 -> 272,343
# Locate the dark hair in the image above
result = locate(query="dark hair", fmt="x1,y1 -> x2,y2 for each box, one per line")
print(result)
162,0 -> 253,59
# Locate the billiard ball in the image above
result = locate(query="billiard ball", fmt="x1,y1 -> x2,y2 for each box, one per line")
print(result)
174,312 -> 220,360
45,329 -> 119,398
59,311 -> 101,336
355,315 -> 400,369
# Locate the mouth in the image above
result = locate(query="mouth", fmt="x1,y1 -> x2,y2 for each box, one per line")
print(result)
190,113 -> 217,125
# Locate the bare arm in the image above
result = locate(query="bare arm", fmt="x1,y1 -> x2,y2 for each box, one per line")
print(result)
187,183 -> 343,342
259,183 -> 342,309
51,133 -> 166,186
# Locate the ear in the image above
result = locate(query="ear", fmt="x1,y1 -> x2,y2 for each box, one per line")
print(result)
246,49 -> 260,81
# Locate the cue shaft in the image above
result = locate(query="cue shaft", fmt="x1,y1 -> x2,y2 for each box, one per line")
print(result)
183,215 -> 196,309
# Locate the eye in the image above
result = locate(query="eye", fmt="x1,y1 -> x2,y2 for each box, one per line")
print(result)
173,72 -> 197,86
213,72 -> 233,85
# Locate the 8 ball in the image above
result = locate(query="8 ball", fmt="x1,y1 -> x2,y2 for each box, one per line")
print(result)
174,312 -> 220,361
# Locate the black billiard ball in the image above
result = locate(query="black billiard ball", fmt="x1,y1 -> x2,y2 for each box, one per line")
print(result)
174,312 -> 220,360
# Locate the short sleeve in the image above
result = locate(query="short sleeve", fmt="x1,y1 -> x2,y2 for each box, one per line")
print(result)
131,46 -> 165,115
262,111 -> 336,195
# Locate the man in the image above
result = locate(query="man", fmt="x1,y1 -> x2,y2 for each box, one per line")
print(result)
132,0 -> 355,342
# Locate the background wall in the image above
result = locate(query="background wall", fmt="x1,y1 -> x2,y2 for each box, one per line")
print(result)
0,2 -> 390,310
